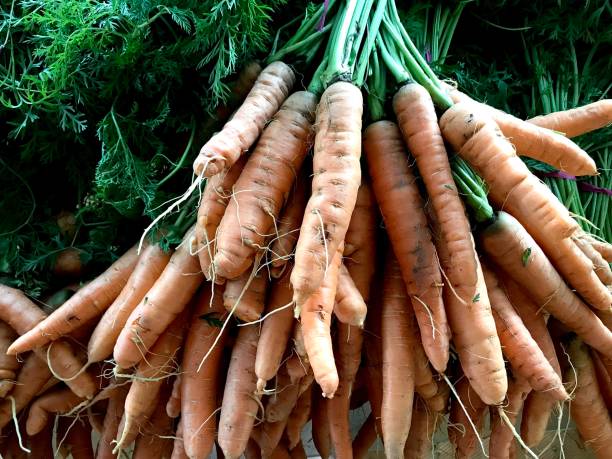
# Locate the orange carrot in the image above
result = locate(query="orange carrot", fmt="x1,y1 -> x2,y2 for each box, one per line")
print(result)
404,397 -> 439,459
289,440 -> 306,459
96,383 -> 129,459
423,381 -> 450,414
352,413 -> 377,459
52,247 -> 83,278
587,237 -> 612,263
61,416 -> 95,459
193,61 -> 295,177
181,284 -> 228,459
527,99 -> 612,138
218,325 -> 261,459
300,243 -> 343,399
27,420 -> 53,459
132,385 -> 174,459
26,387 -> 84,435
245,438 -> 262,459
265,363 -> 300,423
364,120 -> 449,372
213,62 -> 263,122
166,374 -> 181,418
363,278 -> 383,437
291,82 -> 363,306
0,321 -> 20,398
114,231 -> 203,369
197,155 -> 248,281
480,211 -> 612,358
574,235 -> 612,285
482,264 -> 568,400
591,350 -> 612,411
448,376 -> 487,459
286,384 -> 313,450
333,264 -> 367,327
520,391 -> 558,448
8,245 -> 140,354
566,337 -> 612,459
223,267 -> 269,322
311,389 -> 332,459
87,244 -> 172,364
251,418 -> 288,458
212,91 -> 316,279
171,419 -> 188,459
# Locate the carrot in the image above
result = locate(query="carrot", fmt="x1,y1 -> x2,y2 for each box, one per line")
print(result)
166,375 -> 181,418
254,266 -> 295,392
289,440 -> 306,459
114,231 -> 203,369
380,250 -> 416,459
181,284 -> 228,459
423,380 -> 450,414
527,99 -> 612,138
0,321 -> 20,398
333,264 -> 367,327
27,420 -> 53,459
291,82 -> 363,306
299,243 -> 343,398
363,279 -> 383,437
213,62 -> 263,122
0,286 -> 97,399
8,245 -> 140,354
482,264 -> 568,400
61,417 -> 95,459
488,375 -> 532,459
212,91 -> 316,280
587,237 -> 612,263
251,418 -> 288,458
218,325 -> 261,459
285,353 -> 308,385
311,389 -> 332,459
171,419 -> 188,459
364,120 -> 449,372
196,155 -> 248,281
269,173 -> 309,278
479,211 -> 612,358
285,383 -> 313,450
265,363 -> 300,423
132,385 -> 174,459
223,267 -> 269,322
52,247 -> 83,277
114,308 -> 190,451
96,383 -> 129,459
394,83 -> 480,341
352,413 -> 377,459
574,235 -> 612,285
444,85 -> 597,176
270,440 -> 291,459
404,397 -> 439,459
448,376 -> 487,459
520,391 -> 557,448
591,350 -> 612,411
566,337 -> 612,459
193,61 -> 295,177
26,387 -> 84,435
245,438 -> 262,459
87,244 -> 172,364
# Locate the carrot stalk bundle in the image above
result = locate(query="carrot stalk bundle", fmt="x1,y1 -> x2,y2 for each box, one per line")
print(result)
527,99 -> 612,138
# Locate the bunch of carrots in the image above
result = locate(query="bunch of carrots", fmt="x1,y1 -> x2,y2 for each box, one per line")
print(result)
1,1 -> 611,458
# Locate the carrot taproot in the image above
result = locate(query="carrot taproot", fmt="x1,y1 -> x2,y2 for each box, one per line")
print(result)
265,363 -> 301,423
448,376 -> 487,459
61,416 -> 94,459
291,82 -> 363,306
245,438 -> 262,459
114,308 -> 190,451
0,321 -> 20,398
423,379 -> 450,414
527,99 -> 612,138
26,387 -> 84,435
251,418 -> 288,458
311,389 -> 332,459
444,85 -> 597,176
289,440 -> 306,459
574,235 -> 612,286
380,250 -> 416,459
488,375 -> 531,459
212,91 -> 316,280
520,391 -> 557,448
223,266 -> 269,322
213,62 -> 263,122
285,353 -> 308,385
0,285 -> 97,399
364,120 -> 449,372
299,243 -> 343,399
255,267 -> 295,392
114,231 -> 203,369
166,375 -> 181,418
591,350 -> 612,411
196,155 -> 248,281
363,278 -> 383,437
96,383 -> 129,459
8,245 -> 140,354
27,419 -> 53,459
218,324 -> 261,459
193,61 -> 295,177
479,211 -> 612,358
482,264 -> 568,400
285,383 -> 313,450
87,244 -> 172,364
171,419 -> 188,459
181,284 -> 228,459
270,440 -> 291,459
132,384 -> 174,459
565,337 -> 612,459
587,237 -> 612,263
352,413 -> 377,459
269,173 -> 309,278
404,396 -> 439,459
333,264 -> 367,327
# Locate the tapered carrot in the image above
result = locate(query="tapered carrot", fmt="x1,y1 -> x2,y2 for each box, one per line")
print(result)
27,420 -> 53,459
482,264 -> 568,400
412,329 -> 438,400
132,385 -> 174,459
521,391 -> 557,448
245,438 -> 262,459
333,264 -> 367,328
218,325 -> 261,459
291,82 -> 363,306
423,380 -> 450,414
352,413 -> 377,459
265,363 -> 300,423
311,389 -> 332,459
480,211 -> 612,357
8,245 -> 140,354
364,120 -> 449,372
193,61 -> 295,177
114,231 -> 203,369
380,251 -> 416,459
289,441 -> 306,459
527,99 -> 612,138
26,387 -> 84,435
171,419 -> 188,459
251,418 -> 288,458
223,266 -> 269,322
363,278 -> 383,437
255,267 -> 295,392
61,416 -> 95,459
96,383 -> 129,459
591,350 -> 612,411
213,62 -> 263,122
300,243 -> 343,399
566,337 -> 612,459
404,397 -> 439,459
286,384 -> 313,450
587,237 -> 612,263
574,235 -> 612,285
181,284 -> 228,459
0,321 -> 20,398
212,91 -> 316,279
444,85 -> 597,176
196,155 -> 248,281
166,374 -> 181,418
448,376 -> 487,459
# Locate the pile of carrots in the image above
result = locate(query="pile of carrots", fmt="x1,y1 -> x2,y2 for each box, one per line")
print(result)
1,1 -> 611,458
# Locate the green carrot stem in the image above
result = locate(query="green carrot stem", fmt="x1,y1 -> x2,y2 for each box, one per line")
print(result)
367,48 -> 386,121
269,23 -> 332,62
353,0 -> 387,87
376,34 -> 410,83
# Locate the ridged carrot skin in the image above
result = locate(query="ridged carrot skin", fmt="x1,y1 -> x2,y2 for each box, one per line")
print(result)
527,99 -> 612,138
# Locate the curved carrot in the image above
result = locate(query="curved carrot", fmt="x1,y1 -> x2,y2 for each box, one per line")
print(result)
364,120 -> 449,372
264,363 -> 300,424
193,61 -> 295,177
333,264 -> 367,327
448,376 -> 487,459
527,99 -> 612,138
26,387 -> 83,435
223,267 -> 269,322
252,418 -> 288,458
291,82 -> 363,306
311,389 -> 332,459
521,391 -> 557,448
8,245 -> 140,354
96,383 -> 129,459
87,244 -> 172,364
286,384 -> 312,450
212,91 -> 316,279
0,321 -> 20,398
